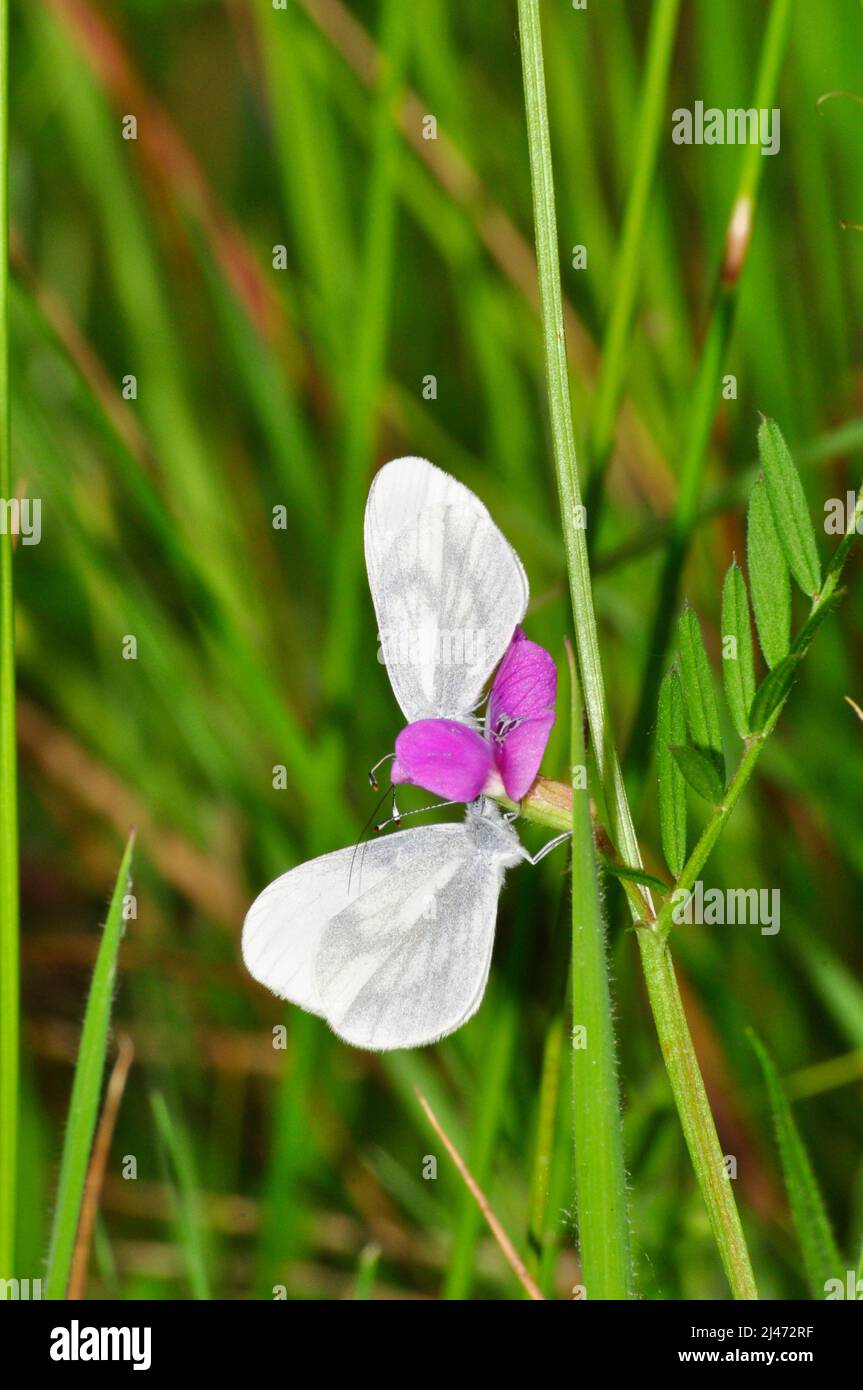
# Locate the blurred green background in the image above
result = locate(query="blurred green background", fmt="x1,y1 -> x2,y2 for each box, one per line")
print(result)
10,0 -> 863,1298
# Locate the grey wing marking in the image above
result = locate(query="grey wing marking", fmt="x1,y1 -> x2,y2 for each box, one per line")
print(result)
315,827 -> 506,1050
242,831 -> 443,1012
365,457 -> 528,723
372,506 -> 528,722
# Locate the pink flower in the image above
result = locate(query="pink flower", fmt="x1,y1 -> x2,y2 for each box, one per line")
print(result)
390,628 -> 557,803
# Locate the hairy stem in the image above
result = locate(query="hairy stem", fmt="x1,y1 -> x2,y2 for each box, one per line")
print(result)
517,0 -> 758,1298
568,643 -> 632,1297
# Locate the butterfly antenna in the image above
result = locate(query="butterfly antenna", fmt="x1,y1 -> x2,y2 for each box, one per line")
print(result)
368,752 -> 396,792
373,797 -> 460,833
348,784 -> 393,894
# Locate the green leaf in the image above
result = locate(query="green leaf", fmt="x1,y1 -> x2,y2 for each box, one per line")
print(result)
758,417 -> 822,597
45,832 -> 135,1298
670,744 -> 725,805
747,475 -> 791,669
601,859 -> 669,895
749,654 -> 797,731
748,1031 -> 843,1298
657,667 -> 687,877
749,592 -> 845,731
721,561 -> 756,738
677,608 -> 723,770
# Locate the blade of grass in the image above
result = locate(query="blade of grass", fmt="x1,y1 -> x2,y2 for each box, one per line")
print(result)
256,0 -> 353,373
322,0 -> 411,708
34,3 -> 250,631
67,1033 -> 134,1299
150,1090 -> 212,1301
748,1030 -> 843,1297
44,831 -> 135,1298
353,1242 -> 381,1300
526,1005 -> 566,1279
586,0 -> 681,489
255,1011 -> 322,1298
0,0 -> 16,1284
517,0 -> 757,1299
526,878 -> 571,1282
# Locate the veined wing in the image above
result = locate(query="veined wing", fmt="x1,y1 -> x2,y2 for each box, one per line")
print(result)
365,457 -> 528,722
314,822 -> 508,1050
241,830 -> 440,1013
242,822 -> 472,1018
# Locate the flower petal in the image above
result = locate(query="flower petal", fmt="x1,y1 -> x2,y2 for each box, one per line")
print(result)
391,719 -> 493,802
493,711 -> 556,802
487,628 -> 557,801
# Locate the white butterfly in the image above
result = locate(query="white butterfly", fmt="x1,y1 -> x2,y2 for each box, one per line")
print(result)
242,458 -> 567,1050
244,799 -> 568,1050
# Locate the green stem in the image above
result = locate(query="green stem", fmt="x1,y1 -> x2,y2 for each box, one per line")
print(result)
662,742 -> 764,934
568,644 -> 631,1298
0,0 -> 17,1283
517,0 -> 758,1299
511,485 -> 861,1298
517,0 -> 642,879
637,929 -> 757,1297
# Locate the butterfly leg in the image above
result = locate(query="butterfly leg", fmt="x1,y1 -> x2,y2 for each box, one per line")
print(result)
522,830 -> 572,866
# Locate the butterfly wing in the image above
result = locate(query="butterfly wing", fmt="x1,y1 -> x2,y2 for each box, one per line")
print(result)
241,833 -> 426,1014
365,457 -> 529,723
314,822 -> 508,1050
242,822 -> 505,1049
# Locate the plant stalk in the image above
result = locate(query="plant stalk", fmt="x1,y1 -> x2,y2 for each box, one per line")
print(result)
517,0 -> 758,1298
0,0 -> 17,1282
568,642 -> 632,1298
